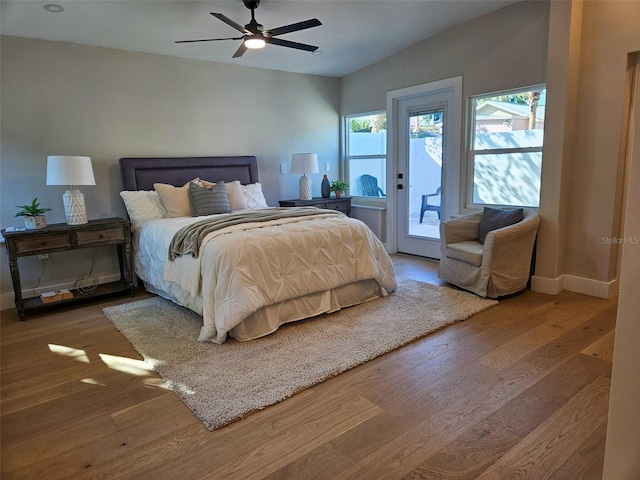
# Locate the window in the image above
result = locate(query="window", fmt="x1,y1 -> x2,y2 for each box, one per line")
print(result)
345,112 -> 387,199
469,86 -> 546,208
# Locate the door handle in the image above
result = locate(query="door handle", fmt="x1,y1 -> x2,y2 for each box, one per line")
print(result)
397,184 -> 404,189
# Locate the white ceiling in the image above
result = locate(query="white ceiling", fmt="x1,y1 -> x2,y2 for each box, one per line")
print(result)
1,0 -> 520,78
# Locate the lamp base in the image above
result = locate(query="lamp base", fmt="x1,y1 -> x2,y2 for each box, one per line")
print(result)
299,175 -> 312,200
63,189 -> 88,225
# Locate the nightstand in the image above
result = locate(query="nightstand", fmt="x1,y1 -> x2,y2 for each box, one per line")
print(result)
278,197 -> 352,217
2,217 -> 135,320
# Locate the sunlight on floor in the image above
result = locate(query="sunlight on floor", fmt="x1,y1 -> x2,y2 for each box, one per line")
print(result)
99,353 -> 155,376
81,378 -> 107,387
98,353 -> 171,389
48,342 -> 170,390
48,344 -> 90,363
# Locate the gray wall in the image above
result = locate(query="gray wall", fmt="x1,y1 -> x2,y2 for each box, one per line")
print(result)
564,1 -> 640,282
340,0 -> 549,254
340,0 -> 638,295
340,1 -> 549,116
0,36 -> 339,302
341,0 -> 548,226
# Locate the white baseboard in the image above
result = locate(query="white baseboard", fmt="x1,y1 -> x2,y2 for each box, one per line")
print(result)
0,273 -> 122,312
564,275 -> 618,299
531,275 -> 565,295
531,274 -> 618,299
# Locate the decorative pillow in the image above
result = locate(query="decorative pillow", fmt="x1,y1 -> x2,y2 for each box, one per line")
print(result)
189,181 -> 232,216
224,180 -> 246,210
478,207 -> 524,244
154,179 -> 199,217
198,180 -> 268,210
119,190 -> 166,230
242,182 -> 269,209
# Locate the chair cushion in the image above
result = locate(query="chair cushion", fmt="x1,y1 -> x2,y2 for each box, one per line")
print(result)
446,240 -> 484,267
478,207 -> 523,244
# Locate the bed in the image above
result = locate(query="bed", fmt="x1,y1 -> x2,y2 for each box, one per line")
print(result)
119,156 -> 397,343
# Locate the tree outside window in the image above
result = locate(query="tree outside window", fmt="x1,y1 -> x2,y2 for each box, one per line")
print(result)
470,87 -> 546,208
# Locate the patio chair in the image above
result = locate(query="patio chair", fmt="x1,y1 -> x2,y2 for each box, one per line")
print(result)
361,175 -> 385,197
420,187 -> 442,222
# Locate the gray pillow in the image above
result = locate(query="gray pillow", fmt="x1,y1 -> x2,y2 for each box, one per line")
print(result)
189,181 -> 232,216
478,207 -> 524,244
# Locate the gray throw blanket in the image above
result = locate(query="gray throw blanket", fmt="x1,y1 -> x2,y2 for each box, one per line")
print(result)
168,207 -> 341,260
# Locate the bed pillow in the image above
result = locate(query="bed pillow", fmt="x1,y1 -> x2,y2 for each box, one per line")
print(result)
223,180 -> 246,210
478,207 -> 524,244
189,181 -> 232,216
119,190 -> 166,230
154,180 -> 199,217
199,180 -> 268,210
242,182 -> 269,209
202,179 -> 244,209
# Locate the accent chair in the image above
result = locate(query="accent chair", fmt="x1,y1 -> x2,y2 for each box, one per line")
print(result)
438,208 -> 540,298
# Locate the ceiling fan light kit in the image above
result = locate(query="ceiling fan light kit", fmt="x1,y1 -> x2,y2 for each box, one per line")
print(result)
244,36 -> 266,49
176,0 -> 321,58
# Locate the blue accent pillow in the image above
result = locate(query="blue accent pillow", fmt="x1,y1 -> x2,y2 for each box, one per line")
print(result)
478,207 -> 524,244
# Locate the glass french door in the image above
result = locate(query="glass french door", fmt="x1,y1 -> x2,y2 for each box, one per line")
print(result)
396,88 -> 457,258
388,76 -> 462,259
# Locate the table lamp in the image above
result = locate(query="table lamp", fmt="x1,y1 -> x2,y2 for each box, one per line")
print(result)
291,153 -> 319,200
46,156 -> 96,225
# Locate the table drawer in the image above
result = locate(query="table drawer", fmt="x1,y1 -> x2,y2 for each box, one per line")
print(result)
15,234 -> 72,255
323,202 -> 346,212
76,227 -> 124,246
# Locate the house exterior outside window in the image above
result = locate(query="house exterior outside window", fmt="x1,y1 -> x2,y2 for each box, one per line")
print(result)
468,86 -> 546,208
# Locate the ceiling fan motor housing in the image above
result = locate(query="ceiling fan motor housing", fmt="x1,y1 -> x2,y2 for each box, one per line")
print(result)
247,21 -> 264,34
244,0 -> 263,34
243,1 -> 261,10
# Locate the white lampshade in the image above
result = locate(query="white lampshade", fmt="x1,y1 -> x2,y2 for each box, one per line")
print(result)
46,156 -> 96,186
290,153 -> 319,174
291,153 -> 319,200
46,156 -> 95,225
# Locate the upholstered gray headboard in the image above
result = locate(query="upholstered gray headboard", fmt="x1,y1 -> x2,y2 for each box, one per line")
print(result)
119,156 -> 259,191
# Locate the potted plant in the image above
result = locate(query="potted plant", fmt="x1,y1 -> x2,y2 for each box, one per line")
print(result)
330,180 -> 349,198
15,197 -> 51,230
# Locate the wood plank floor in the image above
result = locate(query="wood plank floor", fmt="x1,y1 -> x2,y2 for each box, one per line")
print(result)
1,254 -> 616,479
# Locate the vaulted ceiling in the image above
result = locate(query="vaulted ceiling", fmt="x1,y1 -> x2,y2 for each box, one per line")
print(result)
1,0 -> 520,77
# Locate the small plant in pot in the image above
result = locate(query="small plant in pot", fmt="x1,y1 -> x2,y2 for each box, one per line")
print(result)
15,197 -> 51,230
330,180 -> 349,198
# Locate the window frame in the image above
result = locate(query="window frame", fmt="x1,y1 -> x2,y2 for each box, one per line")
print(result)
466,84 -> 546,210
343,111 -> 387,206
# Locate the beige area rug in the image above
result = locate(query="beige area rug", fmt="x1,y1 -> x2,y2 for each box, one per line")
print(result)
102,280 -> 497,430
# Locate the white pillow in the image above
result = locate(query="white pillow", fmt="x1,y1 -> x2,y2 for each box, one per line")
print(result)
224,180 -> 247,210
199,180 -> 268,210
242,183 -> 269,209
119,190 -> 166,230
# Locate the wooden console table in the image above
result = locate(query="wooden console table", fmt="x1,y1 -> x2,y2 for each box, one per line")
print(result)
2,217 -> 135,320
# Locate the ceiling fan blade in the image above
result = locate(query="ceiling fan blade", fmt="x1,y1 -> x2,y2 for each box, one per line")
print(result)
233,42 -> 248,58
211,12 -> 251,34
176,37 -> 243,44
266,37 -> 319,53
266,18 -> 322,37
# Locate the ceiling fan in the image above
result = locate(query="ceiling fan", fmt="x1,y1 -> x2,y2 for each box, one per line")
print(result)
176,0 -> 322,58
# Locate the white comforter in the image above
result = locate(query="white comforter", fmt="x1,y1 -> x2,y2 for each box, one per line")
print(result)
134,209 -> 397,343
